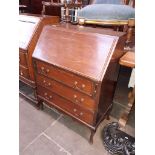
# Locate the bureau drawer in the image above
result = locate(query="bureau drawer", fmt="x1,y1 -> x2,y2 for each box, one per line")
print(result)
19,66 -> 30,79
36,74 -> 97,111
37,86 -> 94,125
19,51 -> 28,67
35,61 -> 96,96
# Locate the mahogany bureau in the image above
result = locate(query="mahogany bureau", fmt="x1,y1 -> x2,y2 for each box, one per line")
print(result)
19,14 -> 59,103
32,24 -> 126,143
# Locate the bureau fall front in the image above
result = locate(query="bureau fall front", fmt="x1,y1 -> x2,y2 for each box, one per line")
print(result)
19,14 -> 59,102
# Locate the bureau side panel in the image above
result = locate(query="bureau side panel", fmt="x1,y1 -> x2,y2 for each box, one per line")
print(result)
27,16 -> 59,83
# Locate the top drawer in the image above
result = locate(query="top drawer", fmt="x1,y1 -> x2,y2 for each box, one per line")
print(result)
35,60 -> 96,96
19,51 -> 28,67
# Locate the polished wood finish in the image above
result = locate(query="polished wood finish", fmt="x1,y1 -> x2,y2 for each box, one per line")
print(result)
32,24 -> 126,143
19,14 -> 59,102
35,60 -> 94,96
37,85 -> 94,125
19,50 -> 28,67
119,51 -> 135,68
36,74 -> 96,111
51,23 -> 126,62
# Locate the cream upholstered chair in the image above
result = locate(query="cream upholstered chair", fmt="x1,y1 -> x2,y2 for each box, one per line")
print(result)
78,0 -> 135,46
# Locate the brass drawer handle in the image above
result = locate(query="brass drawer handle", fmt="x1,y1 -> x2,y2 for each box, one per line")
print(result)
74,81 -> 78,85
73,95 -> 84,103
74,81 -> 86,91
46,69 -> 50,73
48,82 -> 51,86
73,108 -> 77,112
44,92 -> 52,100
40,67 -> 50,74
81,84 -> 85,88
43,80 -> 52,87
80,112 -> 83,116
44,92 -> 48,96
74,94 -> 77,98
80,98 -> 84,102
41,66 -> 44,71
20,71 -> 23,76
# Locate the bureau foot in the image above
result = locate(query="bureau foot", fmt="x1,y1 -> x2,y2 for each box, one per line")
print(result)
89,130 -> 95,144
40,102 -> 44,110
106,107 -> 112,120
36,100 -> 44,110
36,103 -> 40,110
106,114 -> 110,120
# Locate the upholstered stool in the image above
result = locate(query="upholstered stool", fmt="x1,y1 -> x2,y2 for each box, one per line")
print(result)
77,0 -> 135,47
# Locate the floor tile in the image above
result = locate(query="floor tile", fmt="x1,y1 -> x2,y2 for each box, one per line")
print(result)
44,114 -> 117,155
21,134 -> 71,155
19,97 -> 60,152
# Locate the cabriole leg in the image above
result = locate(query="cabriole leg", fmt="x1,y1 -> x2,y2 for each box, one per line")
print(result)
89,129 -> 95,144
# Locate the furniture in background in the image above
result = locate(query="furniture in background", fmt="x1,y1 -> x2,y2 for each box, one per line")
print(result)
78,0 -> 135,47
19,0 -> 89,17
19,14 -> 59,103
19,0 -> 61,16
32,23 -> 126,143
42,0 -> 82,23
19,5 -> 28,13
19,0 -> 32,12
118,51 -> 135,127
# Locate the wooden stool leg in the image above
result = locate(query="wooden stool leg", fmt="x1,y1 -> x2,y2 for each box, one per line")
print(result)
41,3 -> 46,16
36,99 -> 43,110
106,107 -> 112,120
119,87 -> 135,127
40,101 -> 44,110
125,19 -> 135,50
89,129 -> 95,144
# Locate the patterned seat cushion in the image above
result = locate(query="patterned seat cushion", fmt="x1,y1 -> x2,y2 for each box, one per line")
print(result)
78,4 -> 135,21
92,0 -> 123,4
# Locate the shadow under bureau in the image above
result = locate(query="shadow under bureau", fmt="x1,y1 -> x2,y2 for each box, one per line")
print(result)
19,14 -> 59,103
32,24 -> 126,143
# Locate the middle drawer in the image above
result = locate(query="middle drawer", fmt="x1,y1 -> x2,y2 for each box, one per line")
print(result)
36,74 -> 97,112
37,85 -> 94,125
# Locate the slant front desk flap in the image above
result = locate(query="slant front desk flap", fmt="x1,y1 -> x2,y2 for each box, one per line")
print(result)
19,14 -> 59,103
33,26 -> 120,81
32,25 -> 126,143
19,15 -> 41,50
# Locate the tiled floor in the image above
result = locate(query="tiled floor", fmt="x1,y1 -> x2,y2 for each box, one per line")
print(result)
19,67 -> 135,155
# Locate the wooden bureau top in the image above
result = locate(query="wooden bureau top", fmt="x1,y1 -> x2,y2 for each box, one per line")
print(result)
119,51 -> 135,68
33,25 -> 119,81
54,23 -> 125,37
19,15 -> 42,50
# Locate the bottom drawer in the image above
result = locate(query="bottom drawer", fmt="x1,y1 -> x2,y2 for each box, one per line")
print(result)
19,66 -> 30,79
37,85 -> 94,125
